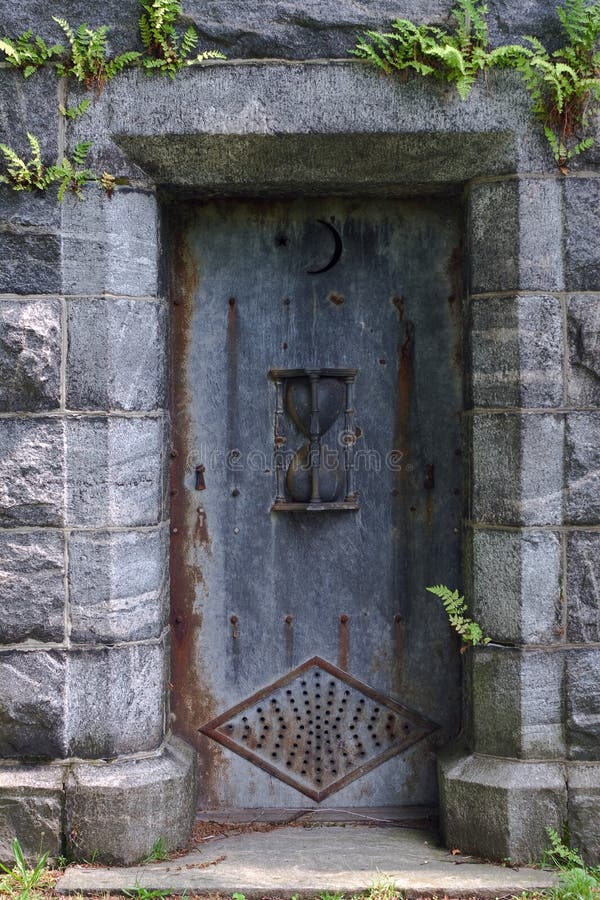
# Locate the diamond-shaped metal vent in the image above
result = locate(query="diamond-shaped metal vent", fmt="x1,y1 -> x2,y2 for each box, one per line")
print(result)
199,656 -> 437,802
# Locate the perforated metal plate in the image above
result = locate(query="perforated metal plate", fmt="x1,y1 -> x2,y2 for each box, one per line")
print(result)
199,656 -> 437,802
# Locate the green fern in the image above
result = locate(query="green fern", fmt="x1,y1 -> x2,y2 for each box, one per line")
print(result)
543,826 -> 587,872
351,0 -> 493,100
58,98 -> 91,120
503,1 -> 600,168
53,17 -> 140,89
0,30 -> 63,76
540,826 -> 600,900
352,0 -> 600,168
0,133 -> 120,201
46,141 -> 94,200
425,584 -> 491,649
138,0 -> 225,77
188,49 -> 228,64
0,132 -> 53,191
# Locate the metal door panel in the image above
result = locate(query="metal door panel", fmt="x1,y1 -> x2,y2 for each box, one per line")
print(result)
168,197 -> 463,810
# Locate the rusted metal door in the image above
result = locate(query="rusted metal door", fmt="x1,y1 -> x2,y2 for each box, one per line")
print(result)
167,197 -> 463,811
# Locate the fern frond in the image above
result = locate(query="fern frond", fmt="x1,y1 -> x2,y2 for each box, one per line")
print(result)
52,17 -> 75,46
542,826 -> 586,871
138,0 -> 225,75
99,171 -> 117,197
188,49 -> 226,63
0,143 -> 28,172
139,15 -> 152,48
180,25 -> 198,58
58,98 -> 91,120
0,31 -> 64,74
106,50 -> 142,77
425,585 -> 491,648
0,38 -> 21,62
0,134 -> 55,192
72,141 -> 92,167
522,34 -> 548,56
188,50 -> 227,66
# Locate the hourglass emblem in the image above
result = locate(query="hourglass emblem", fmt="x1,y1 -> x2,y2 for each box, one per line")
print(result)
269,367 -> 359,511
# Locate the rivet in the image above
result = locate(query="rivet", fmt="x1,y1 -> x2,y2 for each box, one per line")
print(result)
172,527 -> 179,534
228,297 -> 236,306
340,614 -> 349,624
231,488 -> 240,497
233,526 -> 240,534
285,614 -> 293,625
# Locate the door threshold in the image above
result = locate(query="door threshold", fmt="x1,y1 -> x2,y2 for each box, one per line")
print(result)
195,805 -> 438,829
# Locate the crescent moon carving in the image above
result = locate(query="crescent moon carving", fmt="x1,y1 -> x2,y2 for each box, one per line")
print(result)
306,219 -> 343,274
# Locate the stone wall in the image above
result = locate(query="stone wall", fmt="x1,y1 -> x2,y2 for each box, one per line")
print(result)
1,0 -> 600,867
0,69 -> 197,864
0,0 -> 572,58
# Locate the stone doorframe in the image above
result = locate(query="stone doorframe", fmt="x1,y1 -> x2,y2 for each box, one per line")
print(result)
1,59 -> 600,865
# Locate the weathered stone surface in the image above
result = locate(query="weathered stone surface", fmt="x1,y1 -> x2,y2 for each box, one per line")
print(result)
0,69 -> 58,159
568,763 -> 600,865
0,0 -> 567,59
0,532 -> 65,643
0,651 -> 66,758
471,647 -> 564,758
471,413 -> 564,525
0,298 -> 61,411
567,533 -> 600,643
468,294 -> 563,408
65,735 -> 196,864
565,413 -> 600,525
68,528 -> 168,643
439,747 -> 567,863
57,825 -> 558,895
0,765 -> 64,864
67,298 -> 167,411
564,178 -> 600,291
469,179 -> 563,295
0,68 -> 60,233
61,191 -> 158,297
68,65 -> 545,188
0,419 -> 64,526
65,416 -> 163,527
567,295 -> 600,408
0,189 -> 61,231
566,649 -> 600,759
469,529 -> 562,644
65,642 -> 166,757
0,230 -> 61,295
